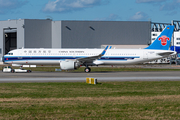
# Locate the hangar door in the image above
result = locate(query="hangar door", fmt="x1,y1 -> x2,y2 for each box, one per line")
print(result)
4,28 -> 17,54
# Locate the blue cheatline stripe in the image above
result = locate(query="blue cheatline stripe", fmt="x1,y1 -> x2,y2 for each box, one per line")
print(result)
4,56 -> 140,62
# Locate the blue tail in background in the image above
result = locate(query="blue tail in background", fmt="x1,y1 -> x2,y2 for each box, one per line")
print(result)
145,25 -> 174,50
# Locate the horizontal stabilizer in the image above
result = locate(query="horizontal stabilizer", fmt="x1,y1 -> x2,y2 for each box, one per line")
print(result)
157,51 -> 175,57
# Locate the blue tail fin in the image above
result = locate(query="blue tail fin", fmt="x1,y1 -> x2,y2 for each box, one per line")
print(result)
145,25 -> 174,50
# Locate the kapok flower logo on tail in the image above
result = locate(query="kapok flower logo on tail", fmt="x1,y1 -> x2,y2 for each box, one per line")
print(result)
158,35 -> 170,46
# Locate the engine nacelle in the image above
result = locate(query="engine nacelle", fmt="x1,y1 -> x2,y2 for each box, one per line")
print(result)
60,60 -> 80,70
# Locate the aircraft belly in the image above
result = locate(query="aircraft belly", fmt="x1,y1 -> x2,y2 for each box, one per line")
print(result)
99,56 -> 163,65
25,60 -> 59,65
8,60 -> 60,65
100,59 -> 141,65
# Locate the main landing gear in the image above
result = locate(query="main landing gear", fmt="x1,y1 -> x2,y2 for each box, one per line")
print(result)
84,67 -> 91,73
83,63 -> 91,73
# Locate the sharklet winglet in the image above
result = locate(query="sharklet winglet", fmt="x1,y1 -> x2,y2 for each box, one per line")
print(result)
101,45 -> 109,56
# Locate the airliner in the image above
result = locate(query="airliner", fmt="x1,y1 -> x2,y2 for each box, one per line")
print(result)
2,25 -> 175,72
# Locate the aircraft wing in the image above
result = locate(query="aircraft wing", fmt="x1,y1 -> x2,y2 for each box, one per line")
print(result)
76,46 -> 109,63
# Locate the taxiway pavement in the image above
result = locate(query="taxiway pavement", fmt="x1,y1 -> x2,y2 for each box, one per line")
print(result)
0,71 -> 180,82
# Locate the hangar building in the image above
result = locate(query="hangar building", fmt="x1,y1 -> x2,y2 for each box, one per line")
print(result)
0,19 -> 151,61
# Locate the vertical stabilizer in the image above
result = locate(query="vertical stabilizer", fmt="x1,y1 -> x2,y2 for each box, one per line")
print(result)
145,25 -> 174,50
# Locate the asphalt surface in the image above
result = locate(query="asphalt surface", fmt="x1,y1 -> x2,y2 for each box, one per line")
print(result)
0,70 -> 180,82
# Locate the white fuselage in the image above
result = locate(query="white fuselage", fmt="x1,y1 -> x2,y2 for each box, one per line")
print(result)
3,48 -> 172,65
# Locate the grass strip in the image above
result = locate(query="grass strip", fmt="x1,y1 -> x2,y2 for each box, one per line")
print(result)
0,81 -> 180,119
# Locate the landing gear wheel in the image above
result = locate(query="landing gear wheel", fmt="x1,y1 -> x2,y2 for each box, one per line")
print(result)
84,67 -> 91,73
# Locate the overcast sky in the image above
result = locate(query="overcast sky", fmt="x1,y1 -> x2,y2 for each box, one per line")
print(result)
0,0 -> 179,23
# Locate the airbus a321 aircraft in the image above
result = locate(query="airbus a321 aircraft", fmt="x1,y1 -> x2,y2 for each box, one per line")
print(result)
2,25 -> 175,72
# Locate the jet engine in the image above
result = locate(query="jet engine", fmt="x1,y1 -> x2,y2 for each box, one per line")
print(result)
60,60 -> 80,70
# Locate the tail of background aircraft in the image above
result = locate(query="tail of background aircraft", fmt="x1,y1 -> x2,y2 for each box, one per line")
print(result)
145,25 -> 174,50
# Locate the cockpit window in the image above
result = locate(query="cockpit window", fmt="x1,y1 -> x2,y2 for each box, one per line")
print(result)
8,53 -> 13,55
